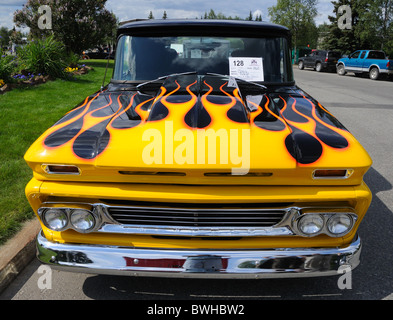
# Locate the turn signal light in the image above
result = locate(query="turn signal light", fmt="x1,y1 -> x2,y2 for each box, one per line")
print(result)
42,164 -> 80,175
313,169 -> 352,179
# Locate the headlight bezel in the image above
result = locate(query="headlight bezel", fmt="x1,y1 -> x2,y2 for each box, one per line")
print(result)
38,206 -> 100,233
293,211 -> 357,238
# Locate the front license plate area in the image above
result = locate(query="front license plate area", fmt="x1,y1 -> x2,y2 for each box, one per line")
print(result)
183,255 -> 224,273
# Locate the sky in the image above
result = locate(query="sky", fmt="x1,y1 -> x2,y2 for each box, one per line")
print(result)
0,0 -> 334,31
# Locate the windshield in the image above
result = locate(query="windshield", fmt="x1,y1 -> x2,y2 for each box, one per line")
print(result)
113,35 -> 293,84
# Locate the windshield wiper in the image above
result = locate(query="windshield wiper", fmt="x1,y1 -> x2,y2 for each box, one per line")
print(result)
206,73 -> 267,112
206,73 -> 267,92
136,71 -> 197,92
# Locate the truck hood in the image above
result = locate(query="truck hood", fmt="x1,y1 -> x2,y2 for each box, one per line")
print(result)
24,74 -> 371,185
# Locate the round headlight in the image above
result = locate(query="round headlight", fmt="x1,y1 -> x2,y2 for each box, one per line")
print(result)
297,214 -> 324,236
327,214 -> 353,236
43,209 -> 68,231
70,209 -> 95,232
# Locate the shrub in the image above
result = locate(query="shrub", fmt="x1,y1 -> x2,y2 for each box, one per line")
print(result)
66,52 -> 81,68
0,50 -> 16,82
16,35 -> 68,79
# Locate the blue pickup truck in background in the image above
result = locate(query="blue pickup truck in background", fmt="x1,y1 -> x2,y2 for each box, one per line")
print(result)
336,50 -> 393,80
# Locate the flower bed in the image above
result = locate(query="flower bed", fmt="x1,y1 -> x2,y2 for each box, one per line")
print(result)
0,35 -> 94,94
0,63 -> 93,94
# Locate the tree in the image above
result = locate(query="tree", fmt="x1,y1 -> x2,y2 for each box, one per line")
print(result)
357,0 -> 393,54
321,0 -> 393,57
322,0 -> 371,54
14,0 -> 117,54
162,11 -> 167,19
0,27 -> 12,48
148,11 -> 154,19
201,9 -> 250,20
9,28 -> 24,46
268,0 -> 319,57
206,9 -> 217,19
316,22 -> 330,49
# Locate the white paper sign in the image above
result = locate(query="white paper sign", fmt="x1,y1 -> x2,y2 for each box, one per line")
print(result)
229,57 -> 264,82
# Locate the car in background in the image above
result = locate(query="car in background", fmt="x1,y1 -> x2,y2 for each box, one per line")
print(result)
298,50 -> 341,72
82,47 -> 114,60
336,50 -> 393,80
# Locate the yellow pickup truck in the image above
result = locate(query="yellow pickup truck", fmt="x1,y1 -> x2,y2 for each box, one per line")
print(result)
25,19 -> 372,278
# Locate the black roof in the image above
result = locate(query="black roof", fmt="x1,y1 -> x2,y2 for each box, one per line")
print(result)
117,19 -> 291,38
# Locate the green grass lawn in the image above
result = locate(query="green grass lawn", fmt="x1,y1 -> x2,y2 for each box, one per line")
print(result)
0,60 -> 114,245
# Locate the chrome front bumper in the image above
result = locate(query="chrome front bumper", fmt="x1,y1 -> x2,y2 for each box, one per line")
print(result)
36,232 -> 361,279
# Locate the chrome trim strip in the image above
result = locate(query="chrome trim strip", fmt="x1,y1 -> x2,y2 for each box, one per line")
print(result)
99,223 -> 294,236
36,231 -> 362,279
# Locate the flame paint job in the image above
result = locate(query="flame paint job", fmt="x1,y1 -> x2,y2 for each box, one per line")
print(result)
25,74 -> 371,185
24,20 -> 373,255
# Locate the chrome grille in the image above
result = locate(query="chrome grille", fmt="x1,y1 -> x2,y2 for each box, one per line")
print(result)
106,205 -> 287,228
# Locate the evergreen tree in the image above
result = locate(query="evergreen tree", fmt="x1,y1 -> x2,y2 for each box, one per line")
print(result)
207,9 -> 217,19
148,11 -> 154,19
323,0 -> 371,54
201,9 -> 257,21
162,11 -> 167,19
357,0 -> 393,54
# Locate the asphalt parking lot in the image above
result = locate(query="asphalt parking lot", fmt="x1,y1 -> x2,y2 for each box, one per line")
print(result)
1,68 -> 393,301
